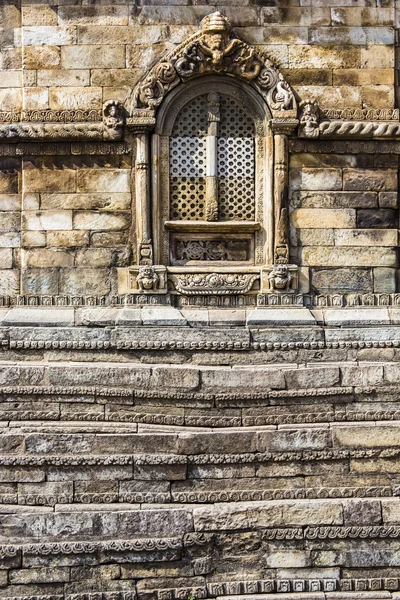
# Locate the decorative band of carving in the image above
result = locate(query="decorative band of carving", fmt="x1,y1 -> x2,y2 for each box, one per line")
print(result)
319,120 -> 400,138
1,446 -> 400,467
290,139 -> 400,154
170,273 -> 259,295
321,108 -> 399,121
0,109 -> 102,124
0,536 -> 181,557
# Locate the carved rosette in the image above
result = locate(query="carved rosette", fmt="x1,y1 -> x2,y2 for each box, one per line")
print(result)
131,11 -> 297,118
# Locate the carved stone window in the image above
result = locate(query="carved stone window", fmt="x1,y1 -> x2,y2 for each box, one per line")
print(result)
154,77 -> 267,267
169,92 -> 255,223
122,11 -> 300,297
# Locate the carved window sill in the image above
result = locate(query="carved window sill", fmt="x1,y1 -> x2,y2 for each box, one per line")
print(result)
164,221 -> 261,233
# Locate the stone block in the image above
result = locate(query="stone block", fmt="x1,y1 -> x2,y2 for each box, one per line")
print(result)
23,88 -> 49,111
302,246 -> 397,267
0,248 -> 12,268
285,366 -> 339,389
115,308 -> 141,327
2,308 -> 74,327
379,192 -> 398,208
23,169 -> 76,193
292,228 -> 335,247
311,267 -> 372,292
22,211 -> 72,231
374,267 -> 397,293
291,191 -> 378,209
324,308 -> 390,326
58,6 -> 129,26
335,229 -> 397,246
178,431 -> 257,455
291,209 -> 356,229
247,308 -> 316,327
340,364 -> 384,386
356,209 -> 397,228
47,364 -> 150,388
37,70 -> 90,87
21,268 -> 59,294
22,5 -> 58,26
23,46 -> 61,70
289,45 -> 361,69
343,169 -> 397,191
141,307 -> 187,327
73,212 -> 130,231
134,464 -> 187,481
9,567 -> 70,585
0,269 -> 19,295
77,170 -> 130,193
151,367 -> 200,390
61,45 -> 126,69
344,499 -> 382,525
0,232 -> 20,248
78,25 -> 136,45
290,169 -> 342,192
41,193 -> 131,211
47,230 -> 89,248
49,87 -> 102,111
23,26 -> 77,46
194,500 -> 343,531
333,425 -> 400,448
201,366 -> 286,391
59,268 -> 111,295
22,248 -> 73,268
260,428 -> 331,452
18,482 -> 73,505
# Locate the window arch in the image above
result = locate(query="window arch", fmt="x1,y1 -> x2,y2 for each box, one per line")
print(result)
153,77 -> 271,267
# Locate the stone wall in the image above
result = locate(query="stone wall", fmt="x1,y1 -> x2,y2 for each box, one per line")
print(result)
0,1 -> 399,298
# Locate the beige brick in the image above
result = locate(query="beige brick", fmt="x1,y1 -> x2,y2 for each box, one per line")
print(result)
302,246 -> 397,267
333,69 -> 394,86
331,7 -> 395,26
58,6 -> 129,26
47,231 -> 89,248
49,87 -> 102,110
22,248 -> 73,268
22,6 -> 58,26
0,213 -> 19,232
292,228 -> 335,246
334,229 -> 397,247
283,68 -> 332,86
254,26 -> 309,45
23,88 -> 49,110
90,69 -> 139,88
75,248 -> 114,268
23,46 -> 61,70
22,26 -> 76,46
0,249 -> 13,269
41,193 -> 131,211
290,168 -> 342,192
22,211 -> 72,232
262,7 -> 331,26
0,195 -> 20,212
361,46 -> 394,69
73,212 -> 130,231
0,89 -> 22,112
77,170 -> 130,193
362,85 -> 395,108
37,70 -> 90,87
289,45 -> 360,69
0,270 -> 19,295
77,25 -> 136,45
294,85 -> 362,108
291,209 -> 355,229
21,231 -> 46,248
0,71 -> 22,88
0,232 -> 20,248
23,170 -> 76,193
343,169 -> 397,192
61,45 -> 125,69
0,6 -> 20,28
333,425 -> 400,448
23,193 -> 40,211
0,173 -> 18,195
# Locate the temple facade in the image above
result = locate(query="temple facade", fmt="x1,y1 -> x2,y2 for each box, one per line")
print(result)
1,1 -> 400,599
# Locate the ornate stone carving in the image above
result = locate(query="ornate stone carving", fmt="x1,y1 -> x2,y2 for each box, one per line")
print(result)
103,100 -> 125,140
321,107 -> 399,121
175,240 -> 250,262
136,266 -> 160,292
298,100 -> 320,138
169,272 -> 259,295
263,264 -> 298,292
132,12 -> 296,118
119,265 -> 168,295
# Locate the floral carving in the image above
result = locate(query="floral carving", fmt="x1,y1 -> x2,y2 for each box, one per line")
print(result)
170,272 -> 258,295
132,12 -> 296,116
